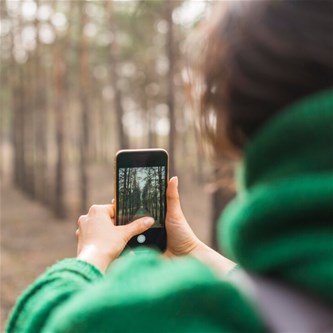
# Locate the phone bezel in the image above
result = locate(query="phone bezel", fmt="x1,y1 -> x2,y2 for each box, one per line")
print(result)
114,149 -> 168,251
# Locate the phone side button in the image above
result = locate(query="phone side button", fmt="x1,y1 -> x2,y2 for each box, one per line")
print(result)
137,234 -> 146,244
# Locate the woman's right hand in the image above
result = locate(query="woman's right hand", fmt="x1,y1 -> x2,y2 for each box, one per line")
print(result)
165,177 -> 236,276
164,177 -> 201,257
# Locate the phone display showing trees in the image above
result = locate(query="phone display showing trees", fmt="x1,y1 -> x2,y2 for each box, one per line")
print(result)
118,166 -> 166,227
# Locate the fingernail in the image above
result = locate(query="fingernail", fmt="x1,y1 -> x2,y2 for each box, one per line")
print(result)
143,217 -> 154,226
171,176 -> 178,188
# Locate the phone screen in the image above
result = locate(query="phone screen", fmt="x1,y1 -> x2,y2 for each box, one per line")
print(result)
117,166 -> 166,227
115,149 -> 168,250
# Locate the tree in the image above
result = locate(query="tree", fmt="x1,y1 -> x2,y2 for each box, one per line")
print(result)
210,165 -> 235,250
106,0 -> 129,150
119,167 -> 128,224
158,166 -> 165,224
78,1 -> 90,213
34,0 -> 49,203
3,0 -> 215,227
53,0 -> 67,218
165,0 -> 176,177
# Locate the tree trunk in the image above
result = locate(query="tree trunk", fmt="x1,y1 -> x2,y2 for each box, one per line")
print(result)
13,4 -> 29,194
211,166 -> 234,251
165,0 -> 176,177
8,3 -> 22,188
147,107 -> 157,148
106,0 -> 129,150
121,168 -> 128,224
78,1 -> 90,213
34,0 -> 49,204
158,167 -> 164,223
23,51 -> 36,197
53,1 -> 66,218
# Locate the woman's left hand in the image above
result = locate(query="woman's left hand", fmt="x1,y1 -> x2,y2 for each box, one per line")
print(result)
76,204 -> 154,273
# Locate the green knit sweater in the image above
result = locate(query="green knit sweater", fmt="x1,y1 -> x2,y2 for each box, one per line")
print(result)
220,89 -> 333,305
6,90 -> 333,333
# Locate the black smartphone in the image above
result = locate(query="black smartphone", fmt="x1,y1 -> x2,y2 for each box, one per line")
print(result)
115,149 -> 168,251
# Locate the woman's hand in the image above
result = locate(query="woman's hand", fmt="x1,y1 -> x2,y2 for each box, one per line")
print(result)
165,177 -> 236,276
164,177 -> 201,257
76,204 -> 154,273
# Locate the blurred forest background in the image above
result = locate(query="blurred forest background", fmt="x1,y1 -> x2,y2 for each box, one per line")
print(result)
0,0 -> 234,327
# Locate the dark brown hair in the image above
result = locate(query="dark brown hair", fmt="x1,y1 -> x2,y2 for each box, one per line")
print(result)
193,0 -> 333,157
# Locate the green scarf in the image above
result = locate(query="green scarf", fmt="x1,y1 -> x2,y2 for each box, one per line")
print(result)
219,89 -> 333,304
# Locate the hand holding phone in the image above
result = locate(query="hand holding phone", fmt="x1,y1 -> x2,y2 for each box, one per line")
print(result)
115,149 -> 168,251
76,204 -> 154,272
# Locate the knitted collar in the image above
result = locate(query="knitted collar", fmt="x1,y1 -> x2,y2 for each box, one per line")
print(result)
219,89 -> 333,304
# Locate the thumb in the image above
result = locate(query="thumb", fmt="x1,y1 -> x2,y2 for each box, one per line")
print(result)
166,176 -> 186,222
121,216 -> 154,240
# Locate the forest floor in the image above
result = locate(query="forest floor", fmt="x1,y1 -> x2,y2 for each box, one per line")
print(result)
0,165 -> 212,330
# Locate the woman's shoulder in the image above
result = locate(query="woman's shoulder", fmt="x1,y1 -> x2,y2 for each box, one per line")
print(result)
44,250 -> 267,333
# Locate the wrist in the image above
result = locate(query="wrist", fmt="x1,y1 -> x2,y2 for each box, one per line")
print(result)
188,240 -> 209,259
188,241 -> 236,277
77,244 -> 114,273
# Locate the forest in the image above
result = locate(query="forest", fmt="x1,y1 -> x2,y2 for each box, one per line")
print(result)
0,0 -> 218,217
1,1 -> 235,327
118,166 -> 166,227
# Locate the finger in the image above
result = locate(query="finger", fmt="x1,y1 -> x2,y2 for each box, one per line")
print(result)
77,215 -> 87,226
109,204 -> 115,219
110,200 -> 116,220
88,204 -> 113,217
120,216 -> 154,241
166,177 -> 186,222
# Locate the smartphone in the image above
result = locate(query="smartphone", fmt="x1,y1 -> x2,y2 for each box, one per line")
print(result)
114,149 -> 168,251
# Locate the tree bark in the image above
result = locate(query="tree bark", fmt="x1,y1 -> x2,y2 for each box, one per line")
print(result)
106,0 -> 129,150
165,0 -> 176,177
8,2 -> 22,188
78,1 -> 90,213
34,0 -> 49,203
211,166 -> 234,251
158,167 -> 164,223
23,46 -> 36,197
53,1 -> 66,218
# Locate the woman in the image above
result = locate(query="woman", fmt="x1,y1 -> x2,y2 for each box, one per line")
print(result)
6,0 -> 333,332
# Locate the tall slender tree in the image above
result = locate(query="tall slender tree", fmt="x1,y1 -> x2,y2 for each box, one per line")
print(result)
106,0 -> 129,150
78,1 -> 90,213
12,2 -> 28,193
23,27 -> 36,197
53,0 -> 66,217
8,1 -> 21,188
34,0 -> 49,203
165,0 -> 176,176
158,166 -> 164,223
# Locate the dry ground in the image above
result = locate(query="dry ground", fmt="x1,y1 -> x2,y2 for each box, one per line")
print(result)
1,165 -> 211,330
